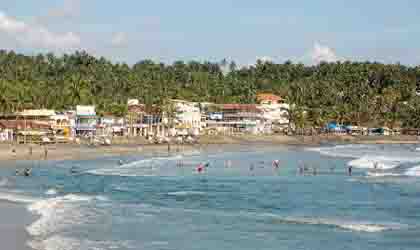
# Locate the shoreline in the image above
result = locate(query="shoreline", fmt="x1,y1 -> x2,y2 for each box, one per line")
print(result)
0,134 -> 417,162
0,200 -> 34,250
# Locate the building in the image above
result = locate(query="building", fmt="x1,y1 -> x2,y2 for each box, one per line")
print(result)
127,102 -> 165,138
97,114 -> 125,136
169,99 -> 202,136
206,104 -> 265,134
0,110 -> 55,143
256,93 -> 290,132
76,106 -> 97,136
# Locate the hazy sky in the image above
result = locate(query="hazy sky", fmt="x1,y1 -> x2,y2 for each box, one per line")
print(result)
1,0 -> 419,65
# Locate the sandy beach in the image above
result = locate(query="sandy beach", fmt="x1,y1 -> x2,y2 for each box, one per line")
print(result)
0,134 -> 417,162
0,201 -> 34,250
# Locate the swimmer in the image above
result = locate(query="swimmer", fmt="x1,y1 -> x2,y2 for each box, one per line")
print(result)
299,166 -> 304,175
273,160 -> 280,169
373,162 -> 379,170
204,162 -> 210,168
250,164 -> 255,171
118,160 -> 124,166
197,164 -> 204,173
348,165 -> 353,176
24,168 -> 32,177
70,166 -> 78,174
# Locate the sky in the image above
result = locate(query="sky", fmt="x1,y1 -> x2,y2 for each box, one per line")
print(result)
1,0 -> 420,65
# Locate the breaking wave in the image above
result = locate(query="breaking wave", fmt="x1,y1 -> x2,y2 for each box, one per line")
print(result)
167,191 -> 206,196
0,190 -> 41,203
262,214 -> 402,233
405,166 -> 420,177
87,155 -> 183,177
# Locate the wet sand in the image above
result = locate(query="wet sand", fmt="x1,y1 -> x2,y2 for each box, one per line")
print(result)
0,201 -> 34,250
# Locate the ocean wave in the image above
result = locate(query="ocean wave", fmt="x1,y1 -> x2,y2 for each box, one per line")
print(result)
29,235 -> 135,250
167,191 -> 206,196
0,177 -> 8,187
120,202 -> 403,234
405,166 -> 420,177
348,156 -> 403,170
307,144 -> 374,158
27,194 -> 106,238
262,214 -> 401,233
0,190 -> 41,203
87,155 -> 183,177
45,189 -> 58,195
366,172 -> 403,178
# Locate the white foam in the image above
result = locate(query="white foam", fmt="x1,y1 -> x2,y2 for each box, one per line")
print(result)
0,177 -> 8,187
348,156 -> 403,170
0,190 -> 40,203
167,191 -> 206,196
45,189 -> 58,195
88,155 -> 183,177
307,144 -> 374,158
27,194 -> 93,237
415,147 -> 420,151
366,172 -> 403,178
405,166 -> 420,177
264,214 -> 400,233
29,235 -> 134,250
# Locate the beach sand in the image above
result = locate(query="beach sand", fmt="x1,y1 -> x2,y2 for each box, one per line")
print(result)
0,134 -> 417,162
0,201 -> 34,250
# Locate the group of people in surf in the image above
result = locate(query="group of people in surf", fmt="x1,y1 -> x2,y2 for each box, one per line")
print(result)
15,168 -> 32,177
183,160 -> 282,173
184,159 -> 357,176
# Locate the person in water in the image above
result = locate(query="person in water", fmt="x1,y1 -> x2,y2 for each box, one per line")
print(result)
272,160 -> 280,169
23,168 -> 32,177
118,160 -> 124,166
348,165 -> 353,176
250,163 -> 255,171
373,162 -> 379,171
197,163 -> 204,173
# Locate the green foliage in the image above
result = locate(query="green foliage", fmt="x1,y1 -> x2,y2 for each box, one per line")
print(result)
0,50 -> 418,127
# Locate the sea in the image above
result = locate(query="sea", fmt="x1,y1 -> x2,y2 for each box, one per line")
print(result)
1,143 -> 420,250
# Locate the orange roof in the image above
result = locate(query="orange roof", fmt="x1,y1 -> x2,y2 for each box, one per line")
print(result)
256,93 -> 284,102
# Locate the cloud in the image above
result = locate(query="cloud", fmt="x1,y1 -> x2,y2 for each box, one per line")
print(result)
47,0 -> 81,19
111,32 -> 128,47
257,56 -> 274,63
0,11 -> 80,51
310,42 -> 339,64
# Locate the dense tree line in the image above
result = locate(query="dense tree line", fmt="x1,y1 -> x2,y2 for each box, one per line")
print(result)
0,50 -> 419,128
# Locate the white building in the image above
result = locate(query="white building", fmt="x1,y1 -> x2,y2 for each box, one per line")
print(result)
256,94 -> 290,131
170,99 -> 202,136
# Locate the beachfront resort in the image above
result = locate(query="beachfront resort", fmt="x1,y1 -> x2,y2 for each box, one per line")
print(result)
0,92 -> 417,146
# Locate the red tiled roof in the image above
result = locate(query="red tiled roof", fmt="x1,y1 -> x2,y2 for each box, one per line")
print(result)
0,120 -> 51,129
256,93 -> 284,102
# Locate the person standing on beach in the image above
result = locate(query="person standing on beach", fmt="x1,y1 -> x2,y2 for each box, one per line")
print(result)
43,146 -> 48,160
